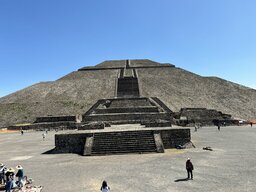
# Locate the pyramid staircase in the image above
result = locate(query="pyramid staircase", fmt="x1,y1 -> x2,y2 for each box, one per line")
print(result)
82,130 -> 166,155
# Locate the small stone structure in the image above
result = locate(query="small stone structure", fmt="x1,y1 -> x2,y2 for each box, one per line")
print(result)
174,108 -> 233,126
82,97 -> 173,126
54,128 -> 190,155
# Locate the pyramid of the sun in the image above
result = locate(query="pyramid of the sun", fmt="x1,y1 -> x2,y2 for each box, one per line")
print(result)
0,59 -> 255,127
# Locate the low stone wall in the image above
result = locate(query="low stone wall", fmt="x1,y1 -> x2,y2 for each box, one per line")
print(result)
54,128 -> 190,155
144,120 -> 172,127
94,106 -> 159,114
78,122 -> 105,130
160,129 -> 190,148
84,113 -> 170,122
35,116 -> 79,123
8,122 -> 78,131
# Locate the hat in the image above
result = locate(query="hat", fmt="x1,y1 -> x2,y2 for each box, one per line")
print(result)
0,163 -> 4,167
187,158 -> 190,160
8,167 -> 15,172
16,165 -> 23,170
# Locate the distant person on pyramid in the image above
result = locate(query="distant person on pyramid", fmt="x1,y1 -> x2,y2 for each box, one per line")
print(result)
101,180 -> 110,192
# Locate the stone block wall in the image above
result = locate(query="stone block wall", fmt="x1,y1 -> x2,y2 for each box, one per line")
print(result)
84,113 -> 170,122
54,128 -> 191,155
55,133 -> 93,154
160,129 -> 190,148
8,122 -> 78,131
35,116 -> 78,123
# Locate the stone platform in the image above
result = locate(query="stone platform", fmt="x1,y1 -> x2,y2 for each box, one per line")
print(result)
53,125 -> 190,156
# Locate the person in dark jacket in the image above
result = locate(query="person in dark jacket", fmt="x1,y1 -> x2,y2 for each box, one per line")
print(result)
186,158 -> 194,180
5,168 -> 15,182
15,165 -> 24,187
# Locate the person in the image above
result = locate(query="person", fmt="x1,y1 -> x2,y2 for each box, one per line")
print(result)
217,124 -> 220,131
15,165 -> 24,187
5,168 -> 15,182
5,175 -> 13,192
101,180 -> 110,192
0,163 -> 5,184
42,133 -> 46,141
10,174 -> 17,189
250,122 -> 253,127
186,158 -> 194,180
21,129 -> 24,135
194,124 -> 197,132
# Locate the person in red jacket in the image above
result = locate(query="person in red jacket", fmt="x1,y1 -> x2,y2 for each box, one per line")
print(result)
186,158 -> 194,180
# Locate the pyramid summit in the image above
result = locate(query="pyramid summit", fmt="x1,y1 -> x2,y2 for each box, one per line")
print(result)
0,59 -> 255,128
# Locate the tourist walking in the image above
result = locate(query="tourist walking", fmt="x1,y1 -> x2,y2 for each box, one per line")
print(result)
42,133 -> 46,141
217,124 -> 220,131
186,158 -> 194,180
101,180 -> 110,192
0,163 -> 5,184
16,165 -> 24,187
250,122 -> 253,127
194,124 -> 197,132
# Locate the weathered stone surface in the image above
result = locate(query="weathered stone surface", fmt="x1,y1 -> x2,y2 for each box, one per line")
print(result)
78,122 -> 104,130
54,128 -> 190,155
8,121 -> 78,130
174,108 -> 233,126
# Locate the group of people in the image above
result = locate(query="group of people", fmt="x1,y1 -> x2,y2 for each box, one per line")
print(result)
0,163 -> 24,192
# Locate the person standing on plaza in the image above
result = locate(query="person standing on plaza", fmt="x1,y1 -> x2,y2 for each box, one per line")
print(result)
0,163 -> 5,184
5,175 -> 13,192
15,165 -> 24,187
101,180 -> 110,192
42,133 -> 46,141
186,158 -> 194,180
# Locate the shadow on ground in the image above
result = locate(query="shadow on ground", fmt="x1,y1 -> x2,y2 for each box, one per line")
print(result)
174,178 -> 189,182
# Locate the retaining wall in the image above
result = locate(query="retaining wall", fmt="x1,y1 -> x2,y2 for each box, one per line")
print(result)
54,128 -> 190,154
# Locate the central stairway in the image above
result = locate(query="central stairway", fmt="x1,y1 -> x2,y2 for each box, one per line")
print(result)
91,130 -> 157,155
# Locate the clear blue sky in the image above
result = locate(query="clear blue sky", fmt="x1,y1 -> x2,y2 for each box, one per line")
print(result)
1,0 -> 256,97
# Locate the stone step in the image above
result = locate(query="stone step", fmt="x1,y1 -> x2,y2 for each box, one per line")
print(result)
93,137 -> 154,141
117,77 -> 140,97
92,145 -> 156,150
108,98 -> 152,108
91,149 -> 156,155
94,107 -> 159,114
84,112 -> 170,122
92,147 -> 156,152
93,142 -> 155,145
91,130 -> 157,155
